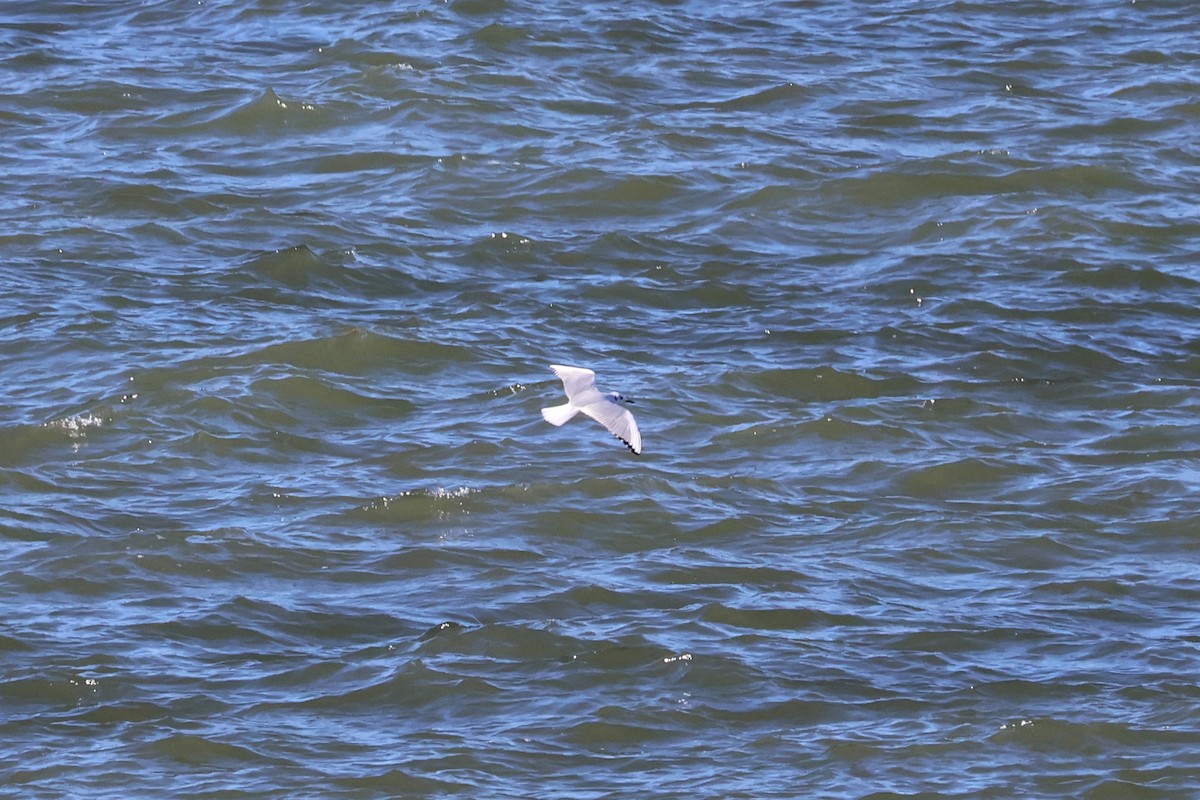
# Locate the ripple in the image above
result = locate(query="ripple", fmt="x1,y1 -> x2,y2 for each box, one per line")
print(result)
4,0 -> 1200,796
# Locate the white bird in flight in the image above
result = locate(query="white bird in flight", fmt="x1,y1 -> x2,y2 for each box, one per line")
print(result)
541,364 -> 642,455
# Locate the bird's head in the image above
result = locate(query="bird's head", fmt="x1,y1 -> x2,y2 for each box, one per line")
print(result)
607,391 -> 634,404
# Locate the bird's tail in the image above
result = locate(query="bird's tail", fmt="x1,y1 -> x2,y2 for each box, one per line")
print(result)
540,403 -> 577,427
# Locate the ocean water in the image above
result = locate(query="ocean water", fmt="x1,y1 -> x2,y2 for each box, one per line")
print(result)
3,1 -> 1200,797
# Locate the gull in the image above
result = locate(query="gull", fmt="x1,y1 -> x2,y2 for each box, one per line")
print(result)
540,364 -> 642,455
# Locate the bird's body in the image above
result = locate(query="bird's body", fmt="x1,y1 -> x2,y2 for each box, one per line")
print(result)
541,364 -> 642,455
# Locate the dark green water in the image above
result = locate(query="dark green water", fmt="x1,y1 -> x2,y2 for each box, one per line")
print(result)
3,1 -> 1200,797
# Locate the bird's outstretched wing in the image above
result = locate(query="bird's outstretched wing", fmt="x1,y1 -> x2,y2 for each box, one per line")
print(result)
580,399 -> 642,455
549,364 -> 597,400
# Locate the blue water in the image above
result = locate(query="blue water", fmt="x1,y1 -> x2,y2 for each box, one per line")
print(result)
3,1 -> 1200,797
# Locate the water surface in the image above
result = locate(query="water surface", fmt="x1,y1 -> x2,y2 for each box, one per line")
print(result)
3,1 -> 1200,797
